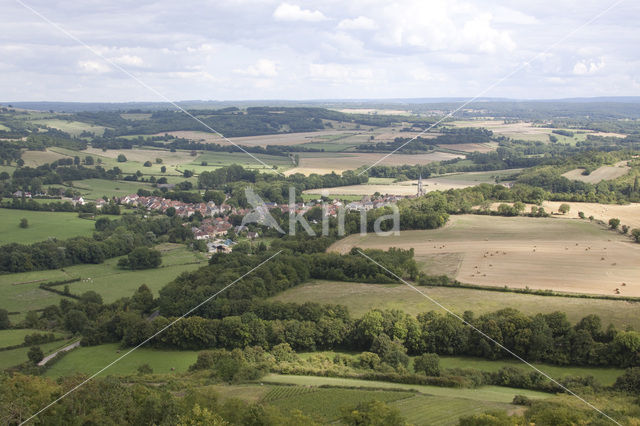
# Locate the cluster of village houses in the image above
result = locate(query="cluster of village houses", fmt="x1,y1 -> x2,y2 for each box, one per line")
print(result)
13,190 -> 406,253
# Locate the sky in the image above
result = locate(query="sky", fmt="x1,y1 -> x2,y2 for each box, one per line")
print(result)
1,0 -> 639,102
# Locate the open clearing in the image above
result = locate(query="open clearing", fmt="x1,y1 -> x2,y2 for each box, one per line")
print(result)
329,215 -> 640,296
562,162 -> 630,183
439,142 -> 498,153
287,151 -> 461,175
0,209 -> 95,245
69,178 -> 156,200
0,329 -> 65,349
270,280 -> 640,330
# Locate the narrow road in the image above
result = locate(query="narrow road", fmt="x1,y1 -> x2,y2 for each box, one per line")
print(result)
38,341 -> 80,366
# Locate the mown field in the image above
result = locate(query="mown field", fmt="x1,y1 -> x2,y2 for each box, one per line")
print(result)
68,178 -> 156,200
562,162 -> 630,183
31,118 -> 107,137
43,343 -> 199,378
270,280 -> 640,330
329,215 -> 640,297
0,209 -> 95,245
0,244 -> 205,319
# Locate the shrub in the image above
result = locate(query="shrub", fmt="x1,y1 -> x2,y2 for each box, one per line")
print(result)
413,353 -> 440,376
609,218 -> 620,229
27,346 -> 44,364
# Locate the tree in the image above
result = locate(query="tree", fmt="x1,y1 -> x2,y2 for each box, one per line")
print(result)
165,206 -> 176,217
27,346 -> 44,364
0,308 -> 10,329
609,218 -> 620,230
632,228 -> 640,243
19,218 -> 28,228
131,284 -> 154,313
614,367 -> 640,393
413,353 -> 440,376
117,154 -> 127,162
143,161 -> 152,167
118,247 -> 162,270
137,363 -> 154,375
340,400 -> 407,426
65,310 -> 89,333
155,158 -> 163,164
558,204 -> 570,214
183,170 -> 194,178
177,404 -> 228,426
204,190 -> 225,205
85,155 -> 94,165
160,165 -> 167,173
578,211 -> 585,219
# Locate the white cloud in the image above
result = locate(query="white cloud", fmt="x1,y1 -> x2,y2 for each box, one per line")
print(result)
78,60 -> 110,73
235,59 -> 278,77
337,16 -> 377,30
573,59 -> 605,75
113,55 -> 144,67
273,3 -> 327,22
309,63 -> 373,81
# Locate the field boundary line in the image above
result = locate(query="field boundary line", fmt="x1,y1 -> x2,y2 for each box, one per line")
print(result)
18,250 -> 282,425
357,0 -> 626,176
356,249 -> 621,425
14,0 -> 284,176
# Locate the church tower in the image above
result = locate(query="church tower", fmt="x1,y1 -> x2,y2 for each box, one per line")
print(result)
418,173 -> 424,196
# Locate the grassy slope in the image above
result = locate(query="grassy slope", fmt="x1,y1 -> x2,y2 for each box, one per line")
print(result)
0,209 -> 95,245
0,340 -> 71,370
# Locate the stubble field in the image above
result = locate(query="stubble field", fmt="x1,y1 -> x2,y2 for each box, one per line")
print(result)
329,215 -> 640,297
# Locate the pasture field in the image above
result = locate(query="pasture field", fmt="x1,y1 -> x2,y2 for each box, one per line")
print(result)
31,119 -> 107,137
0,244 -> 204,319
44,343 -> 199,378
0,329 -> 65,348
288,151 -> 462,176
562,162 -> 630,183
329,215 -> 640,297
0,269 -> 69,320
0,340 -> 70,370
270,280 -> 640,330
263,374 -> 550,403
21,148 -> 72,167
63,244 -> 205,302
0,209 -> 95,245
82,147 -> 194,166
69,178 -> 156,200
439,142 -> 498,153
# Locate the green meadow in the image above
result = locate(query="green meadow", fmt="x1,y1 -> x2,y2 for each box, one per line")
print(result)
0,209 -> 95,245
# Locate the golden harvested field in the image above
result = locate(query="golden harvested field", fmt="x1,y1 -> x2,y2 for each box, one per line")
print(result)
562,162 -> 630,183
287,152 -> 461,176
329,215 -> 640,297
21,148 -> 72,166
336,108 -> 411,115
542,201 -> 640,230
82,147 -> 194,165
161,130 -> 358,146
